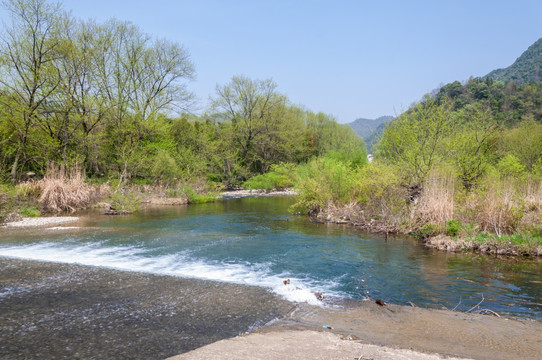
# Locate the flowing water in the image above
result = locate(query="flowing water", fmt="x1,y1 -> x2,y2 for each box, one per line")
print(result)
1,196 -> 541,358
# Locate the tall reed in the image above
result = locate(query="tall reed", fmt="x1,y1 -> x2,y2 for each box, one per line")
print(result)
37,163 -> 94,213
412,170 -> 455,226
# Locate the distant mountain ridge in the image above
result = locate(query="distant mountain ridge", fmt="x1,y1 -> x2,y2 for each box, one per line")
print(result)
486,37 -> 542,84
347,116 -> 393,152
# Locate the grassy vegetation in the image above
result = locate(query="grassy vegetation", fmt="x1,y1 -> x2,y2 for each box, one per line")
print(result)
242,163 -> 295,191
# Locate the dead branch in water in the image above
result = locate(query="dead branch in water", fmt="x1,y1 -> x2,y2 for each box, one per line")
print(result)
464,295 -> 501,317
467,294 -> 485,313
452,297 -> 462,311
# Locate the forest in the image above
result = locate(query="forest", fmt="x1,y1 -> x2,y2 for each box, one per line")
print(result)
1,0 -> 541,254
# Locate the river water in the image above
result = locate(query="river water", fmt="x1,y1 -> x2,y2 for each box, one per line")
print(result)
1,196 -> 541,358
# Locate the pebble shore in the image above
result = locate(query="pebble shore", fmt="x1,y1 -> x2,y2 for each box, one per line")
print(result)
2,216 -> 79,228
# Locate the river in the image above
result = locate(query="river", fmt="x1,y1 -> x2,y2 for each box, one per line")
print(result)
1,196 -> 541,358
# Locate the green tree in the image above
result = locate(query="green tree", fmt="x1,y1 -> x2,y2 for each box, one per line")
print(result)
376,96 -> 453,191
0,0 -> 64,180
499,116 -> 542,172
211,76 -> 287,173
447,105 -> 499,191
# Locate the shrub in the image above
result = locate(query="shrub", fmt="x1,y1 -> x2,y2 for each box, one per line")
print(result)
108,191 -> 141,212
417,222 -> 441,238
242,163 -> 296,191
497,154 -> 525,178
356,162 -> 406,224
446,219 -> 461,236
291,157 -> 360,213
181,186 -> 216,204
20,206 -> 40,217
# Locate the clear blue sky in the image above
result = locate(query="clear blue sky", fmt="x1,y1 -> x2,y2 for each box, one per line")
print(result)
25,1 -> 542,122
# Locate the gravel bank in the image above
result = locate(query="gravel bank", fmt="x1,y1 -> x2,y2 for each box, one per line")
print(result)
2,216 -> 79,228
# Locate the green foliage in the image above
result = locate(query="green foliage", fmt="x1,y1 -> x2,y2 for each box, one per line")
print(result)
291,157 -> 362,213
20,205 -> 40,217
498,118 -> 542,172
434,77 -> 542,127
355,162 -> 405,219
446,105 -> 499,191
242,163 -> 295,191
180,186 -> 217,204
486,37 -> 542,84
496,154 -> 525,178
445,220 -> 461,236
376,96 -> 453,187
417,223 -> 441,238
108,192 -> 141,212
305,112 -> 367,157
473,232 -> 542,249
0,183 -> 17,197
324,147 -> 368,169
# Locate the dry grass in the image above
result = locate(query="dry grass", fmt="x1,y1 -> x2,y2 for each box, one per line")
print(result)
524,181 -> 542,212
37,164 -> 96,213
412,171 -> 455,226
466,178 -> 523,236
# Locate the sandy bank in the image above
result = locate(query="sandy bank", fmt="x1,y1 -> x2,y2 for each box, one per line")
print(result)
2,216 -> 79,228
167,329 -> 470,360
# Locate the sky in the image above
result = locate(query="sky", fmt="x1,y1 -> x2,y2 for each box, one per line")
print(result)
9,0 -> 542,123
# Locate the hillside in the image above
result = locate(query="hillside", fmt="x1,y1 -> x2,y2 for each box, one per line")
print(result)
347,116 -> 393,152
486,37 -> 542,84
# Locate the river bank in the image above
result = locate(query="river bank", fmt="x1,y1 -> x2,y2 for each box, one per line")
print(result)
315,207 -> 542,257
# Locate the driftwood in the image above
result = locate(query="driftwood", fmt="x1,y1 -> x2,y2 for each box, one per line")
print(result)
465,294 -> 501,317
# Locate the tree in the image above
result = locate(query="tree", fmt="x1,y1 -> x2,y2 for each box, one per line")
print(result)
305,111 -> 366,158
499,116 -> 542,172
211,76 -> 287,172
375,96 -> 453,193
446,105 -> 499,191
0,0 -> 64,180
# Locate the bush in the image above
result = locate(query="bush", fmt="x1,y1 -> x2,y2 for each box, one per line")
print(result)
20,206 -> 40,217
181,186 -> 217,204
356,162 -> 406,223
446,219 -> 461,236
291,157 -> 361,213
417,222 -> 441,238
497,154 -> 525,178
242,163 -> 296,191
108,192 -> 141,212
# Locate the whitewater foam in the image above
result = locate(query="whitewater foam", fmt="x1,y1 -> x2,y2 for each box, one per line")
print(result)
0,242 -> 343,305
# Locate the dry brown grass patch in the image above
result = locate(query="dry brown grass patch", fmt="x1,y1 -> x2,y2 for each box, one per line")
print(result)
37,164 -> 96,213
412,171 -> 455,226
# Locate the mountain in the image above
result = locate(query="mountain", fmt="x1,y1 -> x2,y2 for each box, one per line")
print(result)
347,116 -> 393,152
486,37 -> 542,84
